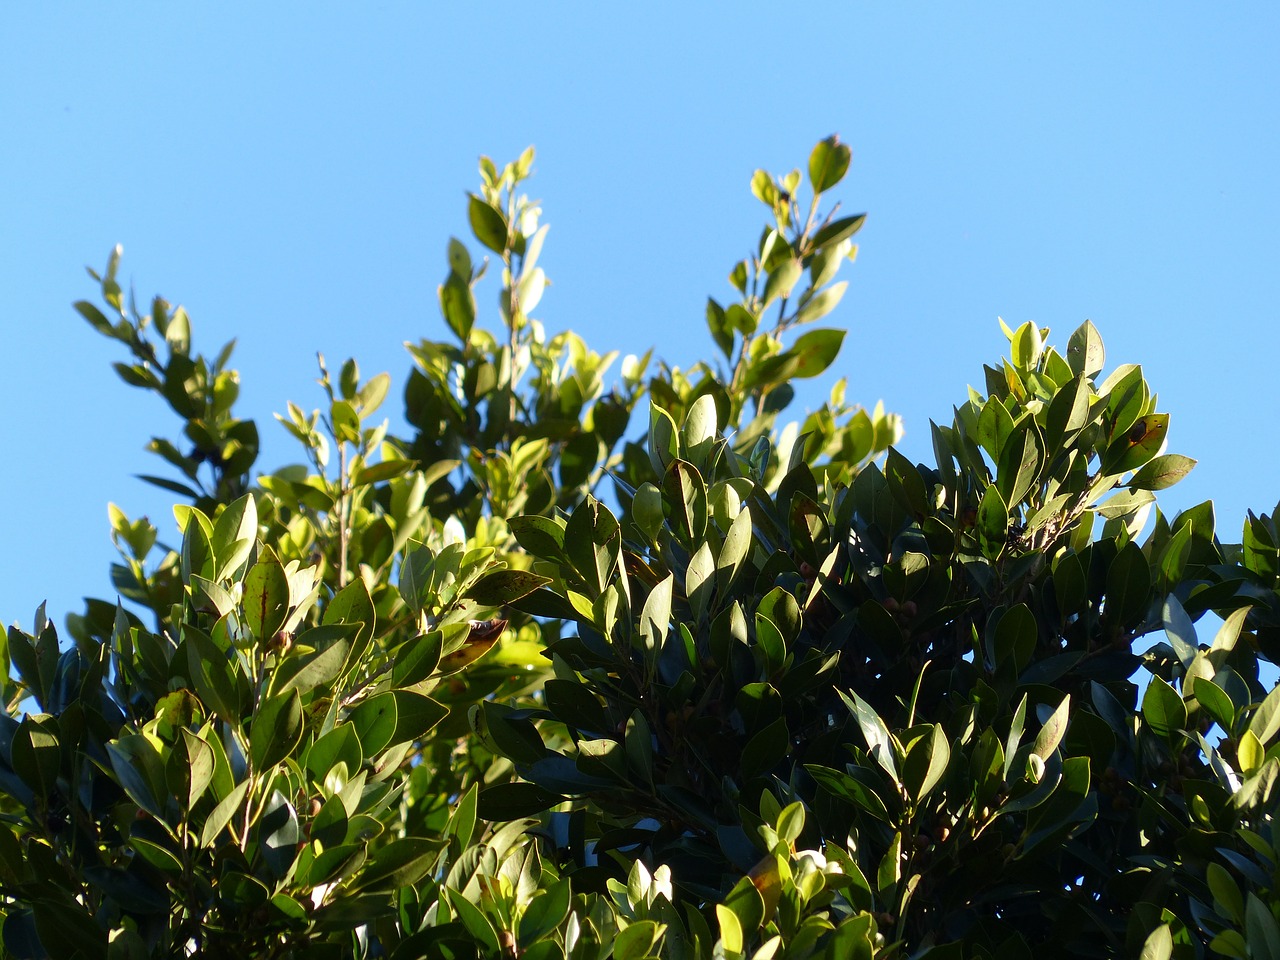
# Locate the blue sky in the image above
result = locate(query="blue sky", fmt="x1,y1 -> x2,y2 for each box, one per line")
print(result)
2,4 -> 1277,631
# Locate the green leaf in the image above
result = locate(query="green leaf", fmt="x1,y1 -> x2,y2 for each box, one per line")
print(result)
805,764 -> 891,822
648,401 -> 680,475
446,783 -> 479,848
993,603 -> 1036,674
389,691 -> 448,746
1210,930 -> 1249,960
32,899 -> 107,960
996,424 -> 1043,508
467,194 -> 508,253
681,392 -> 718,468
1044,374 -> 1092,448
181,507 -> 216,582
1009,321 -> 1043,371
1105,413 -> 1169,474
129,835 -> 182,873
776,801 -> 805,844
742,717 -> 790,783
812,213 -> 866,247
1129,454 -> 1196,491
563,496 -> 620,597
1238,729 -> 1265,774
243,553 -> 290,641
1207,861 -> 1244,924
750,169 -> 778,206
10,716 -> 60,798
977,484 -> 1009,560
1193,678 -> 1235,733
466,569 -> 552,606
350,693 -> 399,755
349,837 -> 444,891
200,779 -> 250,848
509,515 -> 568,561
212,494 -> 258,580
1162,594 -> 1197,666
186,627 -> 245,726
614,920 -> 659,960
389,630 -> 443,689
1032,695 -> 1071,759
352,459 -> 415,487
721,873 -> 765,941
250,688 -> 304,771
305,724 -> 363,784
1249,684 -> 1280,747
1105,541 -> 1151,627
762,257 -> 803,308
324,577 -> 375,656
108,739 -> 164,818
445,887 -> 501,953
976,396 -> 1015,463
1138,923 -> 1172,960
439,272 -> 476,341
838,690 -> 898,779
793,281 -> 847,326
477,782 -> 565,820
877,832 -> 902,896
902,724 -> 950,803
75,299 -> 114,335
789,327 -> 846,378
1067,320 -> 1105,378
1247,893 -> 1280,960
625,710 -> 655,785
1142,676 -> 1187,742
180,729 -> 216,808
662,460 -> 707,543
809,135 -> 852,193
716,505 -> 753,597
686,542 -> 715,626
519,878 -> 572,945
276,632 -> 352,696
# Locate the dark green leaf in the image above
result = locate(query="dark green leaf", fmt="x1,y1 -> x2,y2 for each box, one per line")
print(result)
466,568 -> 552,606
977,484 -> 1009,560
467,194 -> 508,253
1142,676 -> 1187,742
614,920 -> 660,960
812,214 -> 866,247
519,879 -> 572,945
350,837 -> 445,891
477,782 -> 565,820
243,554 -> 290,641
1105,541 -> 1151,627
250,688 -> 304,771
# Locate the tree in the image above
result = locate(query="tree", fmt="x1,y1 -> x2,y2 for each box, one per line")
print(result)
1,137 -> 1278,959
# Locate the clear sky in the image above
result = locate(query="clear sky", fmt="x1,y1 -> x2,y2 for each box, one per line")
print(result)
2,4 -> 1277,632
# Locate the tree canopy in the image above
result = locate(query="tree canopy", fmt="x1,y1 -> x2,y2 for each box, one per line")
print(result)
3,138 -> 1279,960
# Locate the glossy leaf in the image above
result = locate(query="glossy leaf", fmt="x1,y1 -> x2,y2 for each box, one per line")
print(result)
243,554 -> 290,641
1129,453 -> 1196,491
467,194 -> 508,253
809,134 -> 852,193
1142,676 -> 1187,742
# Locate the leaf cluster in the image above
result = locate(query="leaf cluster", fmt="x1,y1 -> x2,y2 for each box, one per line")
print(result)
2,138 -> 1279,960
